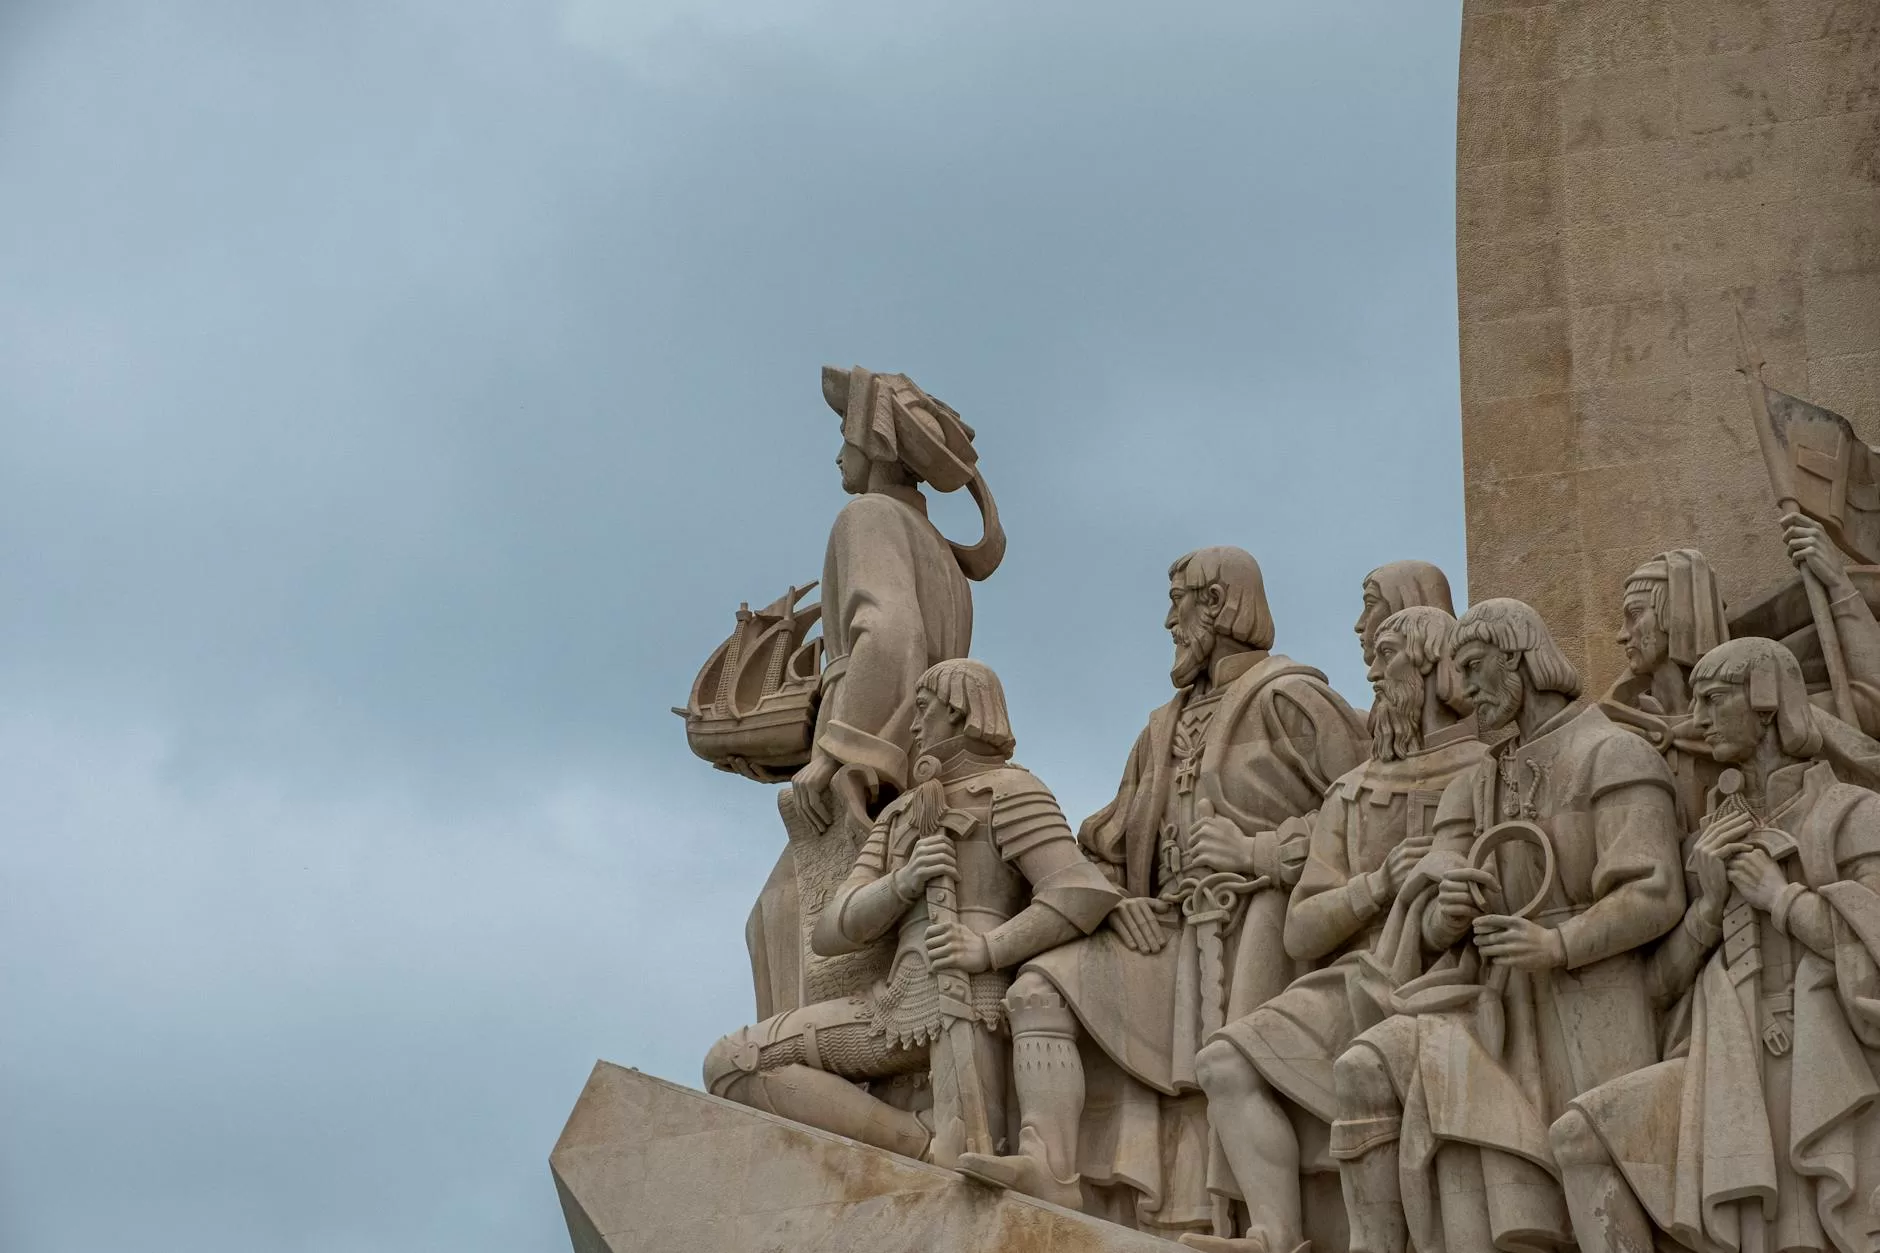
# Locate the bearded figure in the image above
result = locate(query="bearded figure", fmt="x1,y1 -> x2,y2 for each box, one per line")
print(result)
1332,598 -> 1686,1253
1601,548 -> 1730,829
1554,637 -> 1880,1253
1185,606 -> 1485,1253
956,547 -> 1369,1237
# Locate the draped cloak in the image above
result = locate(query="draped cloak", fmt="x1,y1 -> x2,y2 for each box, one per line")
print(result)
1570,761 -> 1880,1253
747,488 -> 974,1018
1019,651 -> 1367,1233
1214,722 -> 1486,1140
1346,702 -> 1687,1253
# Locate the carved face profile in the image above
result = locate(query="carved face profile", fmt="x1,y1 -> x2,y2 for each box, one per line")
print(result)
1617,584 -> 1670,677
1354,579 -> 1390,665
835,440 -> 871,495
1166,579 -> 1220,688
910,686 -> 966,759
1455,637 -> 1524,734
1368,625 -> 1427,760
1689,675 -> 1763,764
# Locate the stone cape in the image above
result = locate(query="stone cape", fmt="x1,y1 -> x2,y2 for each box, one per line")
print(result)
1210,722 -> 1487,1129
1568,761 -> 1880,1253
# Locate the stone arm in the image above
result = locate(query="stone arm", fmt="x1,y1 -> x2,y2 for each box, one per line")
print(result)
1825,584 -> 1880,737
1419,775 -> 1480,952
1284,792 -> 1385,962
1645,897 -> 1724,1007
1076,720 -> 1156,895
1261,681 -> 1369,807
1776,853 -> 1880,959
812,818 -> 909,957
988,784 -> 1123,970
1556,776 -> 1687,970
817,500 -> 933,790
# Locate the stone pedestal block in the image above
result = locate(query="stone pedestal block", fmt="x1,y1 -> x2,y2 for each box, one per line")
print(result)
551,1061 -> 1175,1253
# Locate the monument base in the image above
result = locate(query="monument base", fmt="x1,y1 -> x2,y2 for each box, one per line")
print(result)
552,1062 -> 1176,1253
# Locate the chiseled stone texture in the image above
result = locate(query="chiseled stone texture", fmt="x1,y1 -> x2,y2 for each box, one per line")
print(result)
550,1062 -> 1175,1253
1458,0 -> 1880,688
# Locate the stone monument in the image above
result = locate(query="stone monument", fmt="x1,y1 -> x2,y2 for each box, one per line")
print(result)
556,6 -> 1880,1250
1456,0 -> 1880,689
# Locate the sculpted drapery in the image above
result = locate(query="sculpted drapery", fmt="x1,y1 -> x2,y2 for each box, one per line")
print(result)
1020,649 -> 1367,1231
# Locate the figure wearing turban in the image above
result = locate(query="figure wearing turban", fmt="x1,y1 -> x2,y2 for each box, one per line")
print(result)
1602,548 -> 1731,829
1554,637 -> 1880,1253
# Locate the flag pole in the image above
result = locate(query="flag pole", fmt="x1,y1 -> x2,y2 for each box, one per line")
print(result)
1736,300 -> 1859,724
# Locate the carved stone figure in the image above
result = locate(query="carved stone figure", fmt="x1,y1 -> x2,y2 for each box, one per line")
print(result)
744,366 -> 1007,1020
1331,598 -> 1686,1253
1599,548 -> 1730,828
703,658 -> 1117,1162
1784,512 -> 1880,736
1353,561 -> 1454,668
957,547 -> 1368,1237
1190,606 -> 1485,1253
1552,637 -> 1880,1253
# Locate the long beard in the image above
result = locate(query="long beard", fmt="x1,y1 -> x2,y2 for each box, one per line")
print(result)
1171,627 -> 1215,688
1474,664 -> 1526,736
1370,673 -> 1425,762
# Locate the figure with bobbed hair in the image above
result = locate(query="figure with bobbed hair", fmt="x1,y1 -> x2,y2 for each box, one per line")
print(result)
1330,597 -> 1685,1253
956,547 -> 1368,1238
1552,635 -> 1880,1253
704,658 -> 1117,1163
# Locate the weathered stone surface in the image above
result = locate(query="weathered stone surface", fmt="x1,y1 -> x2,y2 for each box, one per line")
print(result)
550,1062 -> 1176,1253
1458,0 -> 1880,689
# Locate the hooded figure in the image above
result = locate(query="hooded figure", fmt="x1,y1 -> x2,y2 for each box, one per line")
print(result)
1354,561 -> 1456,667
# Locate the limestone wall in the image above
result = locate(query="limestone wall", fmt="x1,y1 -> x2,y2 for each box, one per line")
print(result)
1457,0 -> 1880,687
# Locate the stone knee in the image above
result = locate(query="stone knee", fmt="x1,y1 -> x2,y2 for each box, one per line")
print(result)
1005,970 -> 1075,1038
1548,1107 -> 1610,1170
702,1025 -> 763,1102
1330,1043 -> 1400,1162
1194,1037 -> 1260,1102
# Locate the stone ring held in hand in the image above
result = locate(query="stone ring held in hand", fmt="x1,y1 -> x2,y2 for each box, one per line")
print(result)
1467,820 -> 1556,920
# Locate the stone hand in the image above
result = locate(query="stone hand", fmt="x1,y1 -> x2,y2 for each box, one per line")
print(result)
1189,799 -> 1256,874
1105,896 -> 1175,955
790,751 -> 840,832
1691,809 -> 1755,918
1432,865 -> 1496,944
1375,834 -> 1435,898
893,832 -> 958,899
1473,914 -> 1566,971
925,921 -> 992,974
1783,512 -> 1854,594
1727,846 -> 1789,913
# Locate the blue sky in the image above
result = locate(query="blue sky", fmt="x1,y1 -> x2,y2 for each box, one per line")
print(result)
0,2 -> 1464,1248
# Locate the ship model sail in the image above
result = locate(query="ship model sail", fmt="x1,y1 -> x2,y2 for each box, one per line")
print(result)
674,584 -> 824,782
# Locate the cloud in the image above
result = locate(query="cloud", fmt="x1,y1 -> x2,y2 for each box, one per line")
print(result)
0,0 -> 1464,1247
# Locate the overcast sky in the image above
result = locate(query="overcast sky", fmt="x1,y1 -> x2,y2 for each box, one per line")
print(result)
0,2 -> 1465,1249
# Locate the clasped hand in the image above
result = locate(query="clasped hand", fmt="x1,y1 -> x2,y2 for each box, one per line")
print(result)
1689,809 -> 1791,914
1188,799 -> 1257,875
1433,866 -> 1564,969
925,921 -> 991,973
892,832 -> 957,899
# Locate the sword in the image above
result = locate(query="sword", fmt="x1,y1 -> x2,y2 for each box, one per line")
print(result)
925,805 -> 996,1164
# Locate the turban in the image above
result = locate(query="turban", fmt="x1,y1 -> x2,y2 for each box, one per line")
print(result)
1625,549 -> 1728,669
